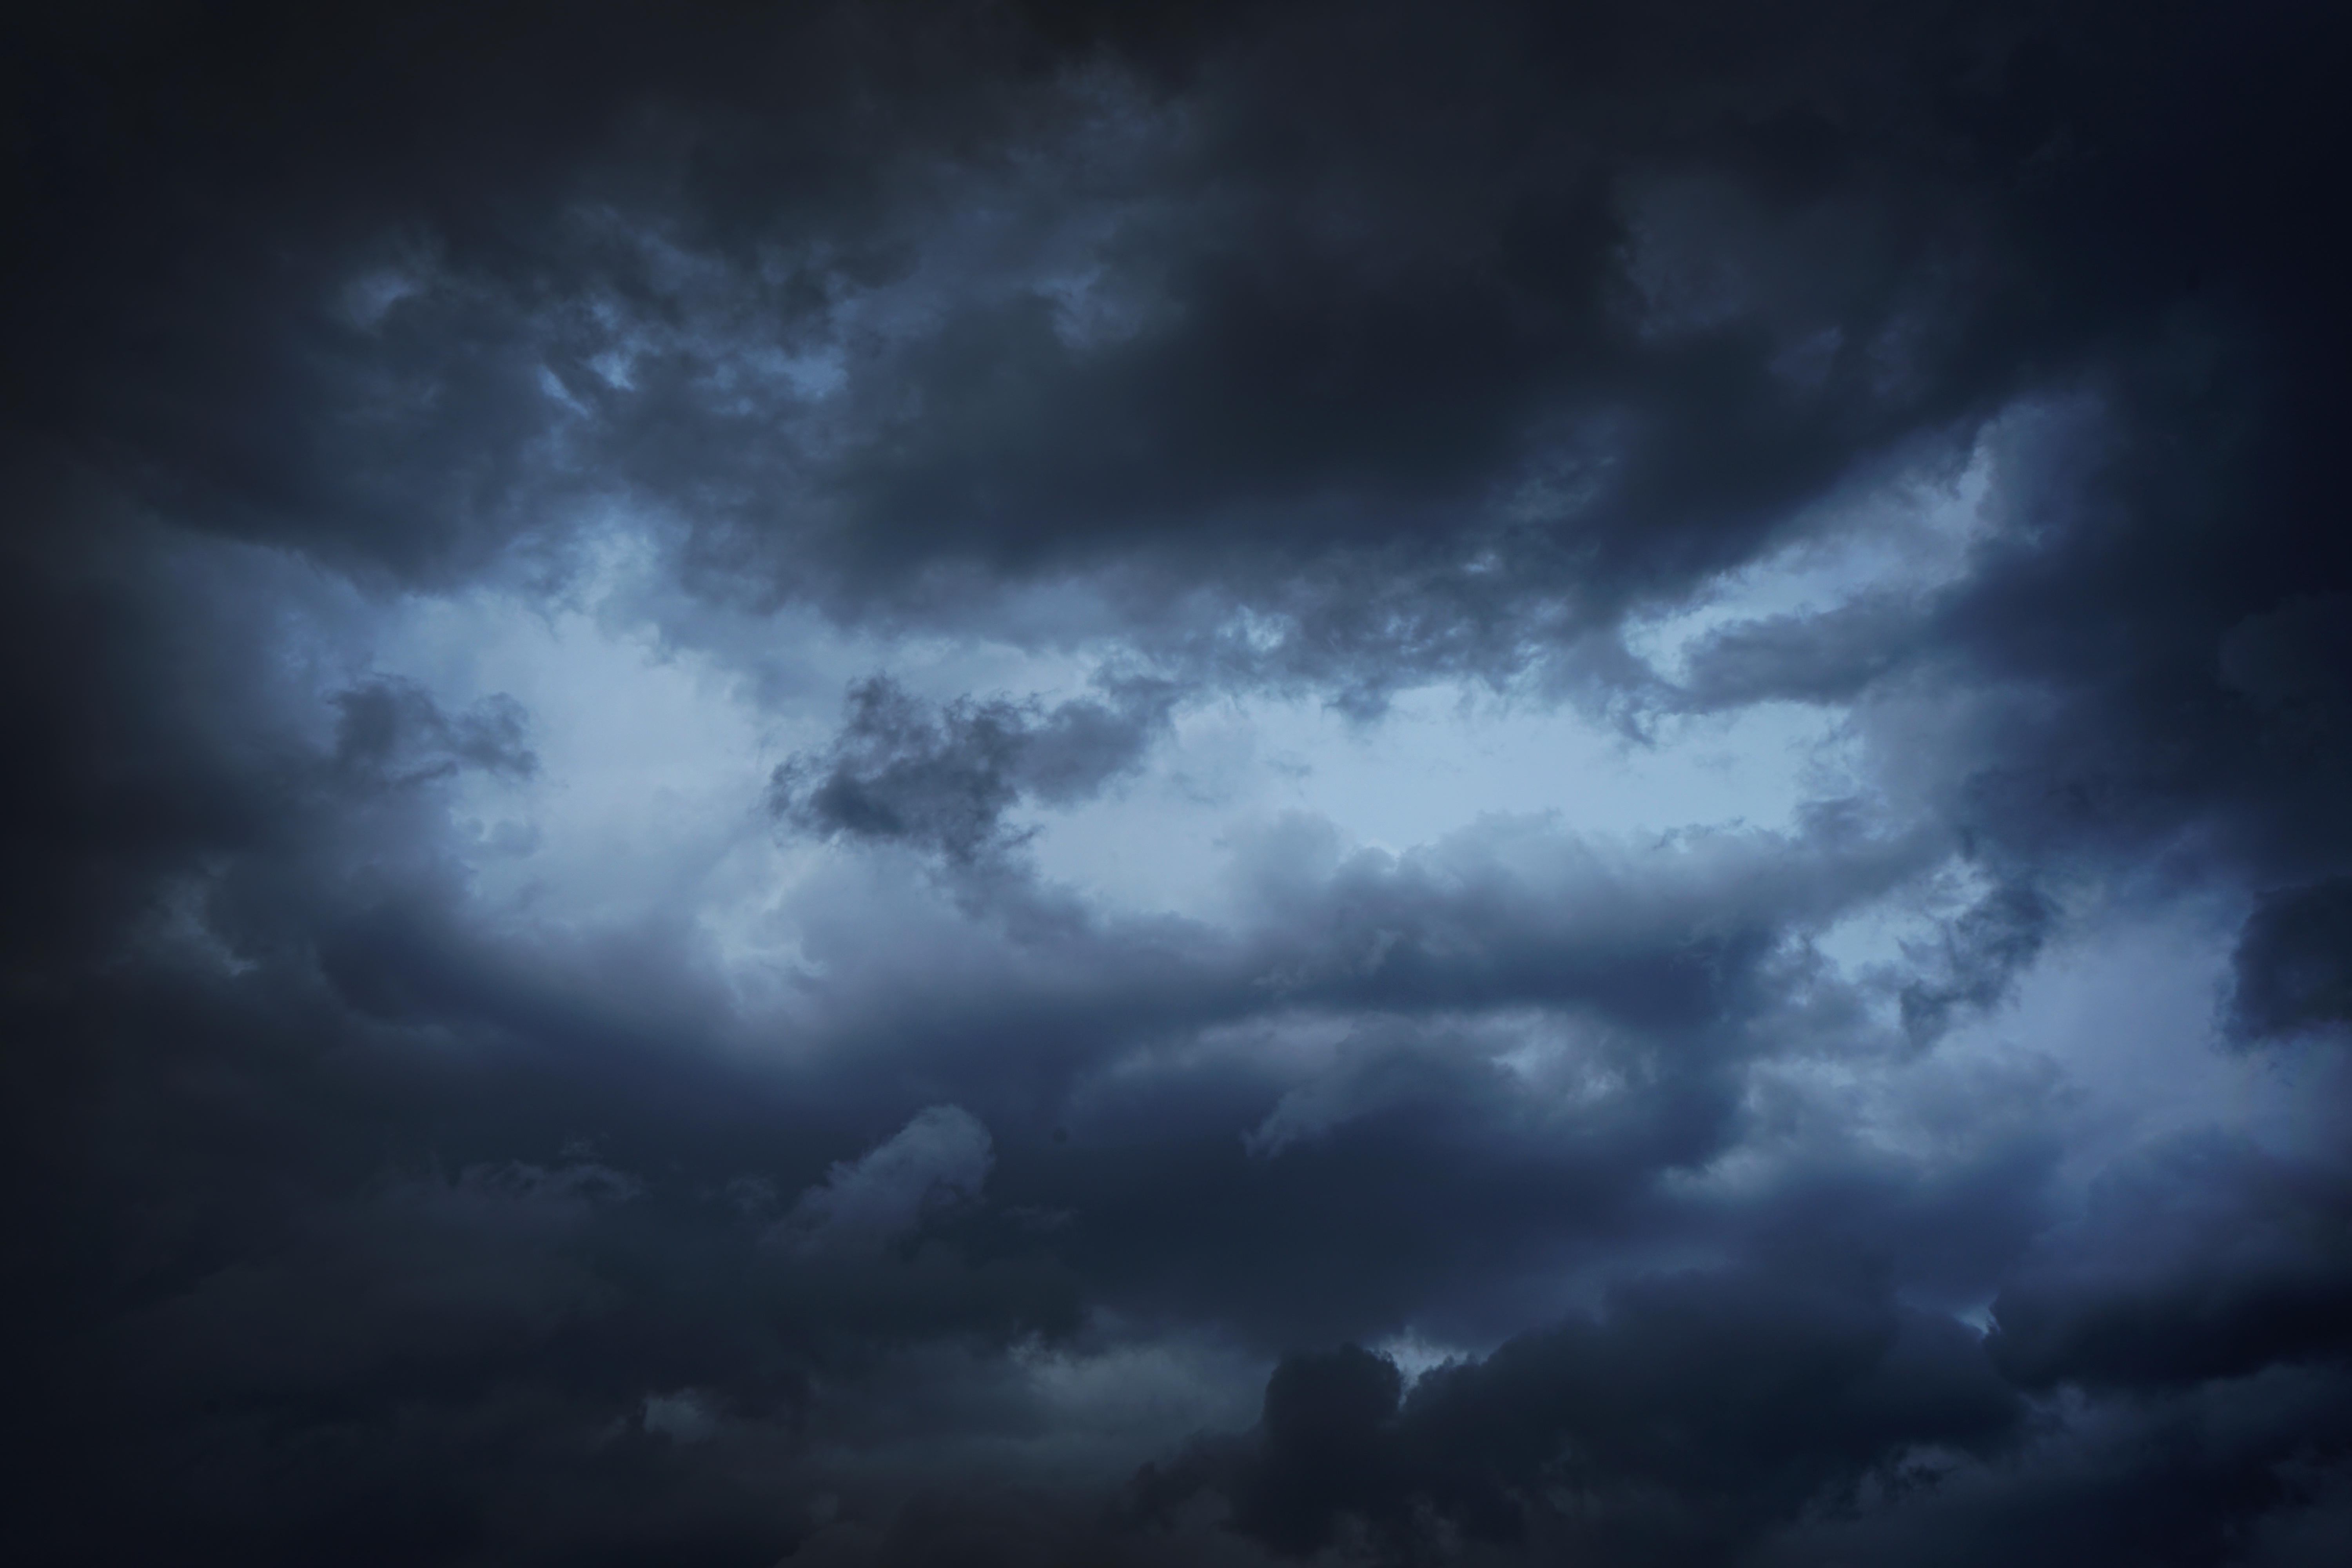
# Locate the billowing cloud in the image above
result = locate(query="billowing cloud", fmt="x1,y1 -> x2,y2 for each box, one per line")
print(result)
6,1 -> 2351,1564
2228,877 -> 2352,1047
1134,1263 -> 2026,1562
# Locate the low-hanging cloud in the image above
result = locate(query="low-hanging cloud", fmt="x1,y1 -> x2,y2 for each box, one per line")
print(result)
7,0 -> 2352,1563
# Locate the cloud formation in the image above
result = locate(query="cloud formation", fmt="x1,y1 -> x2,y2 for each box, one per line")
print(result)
774,677 -> 1171,864
1136,1262 -> 2026,1562
773,1105 -> 996,1256
5,2 -> 2350,1564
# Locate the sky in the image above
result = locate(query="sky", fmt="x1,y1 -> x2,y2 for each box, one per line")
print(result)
4,3 -> 2349,1564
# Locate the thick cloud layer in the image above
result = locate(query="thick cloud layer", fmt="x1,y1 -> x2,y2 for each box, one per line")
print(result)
1135,1262 -> 2027,1562
6,2 -> 2350,1565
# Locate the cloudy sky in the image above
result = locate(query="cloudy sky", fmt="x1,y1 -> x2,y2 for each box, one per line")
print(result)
6,3 -> 2350,1564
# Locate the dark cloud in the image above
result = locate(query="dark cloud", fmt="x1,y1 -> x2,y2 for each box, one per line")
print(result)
331,678 -> 538,788
7,0 -> 2352,1563
2228,878 -> 2352,1047
1896,877 -> 2055,1045
1135,1261 -> 2026,1564
1674,593 -> 1930,713
0,0 -> 2109,650
773,675 -> 1172,864
1988,1136 -> 2352,1393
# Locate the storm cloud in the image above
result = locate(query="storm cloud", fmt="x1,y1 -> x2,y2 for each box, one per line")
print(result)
6,2 -> 2350,1564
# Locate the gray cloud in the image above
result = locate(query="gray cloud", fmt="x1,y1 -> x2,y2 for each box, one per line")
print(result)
773,675 -> 1172,864
1895,878 -> 2055,1045
773,1105 -> 996,1258
7,0 -> 2352,1563
1133,1262 -> 2026,1564
1987,1136 -> 2352,1393
2228,878 -> 2352,1047
330,677 -> 538,788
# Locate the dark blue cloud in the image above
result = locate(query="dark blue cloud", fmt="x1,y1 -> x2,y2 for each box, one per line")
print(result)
6,2 -> 2351,1563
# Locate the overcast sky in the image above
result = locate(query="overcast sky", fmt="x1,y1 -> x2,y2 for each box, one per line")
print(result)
6,3 -> 2350,1565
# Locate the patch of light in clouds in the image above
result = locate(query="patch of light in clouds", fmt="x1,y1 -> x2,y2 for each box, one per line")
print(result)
1023,688 -> 1844,917
348,515 -> 1890,946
